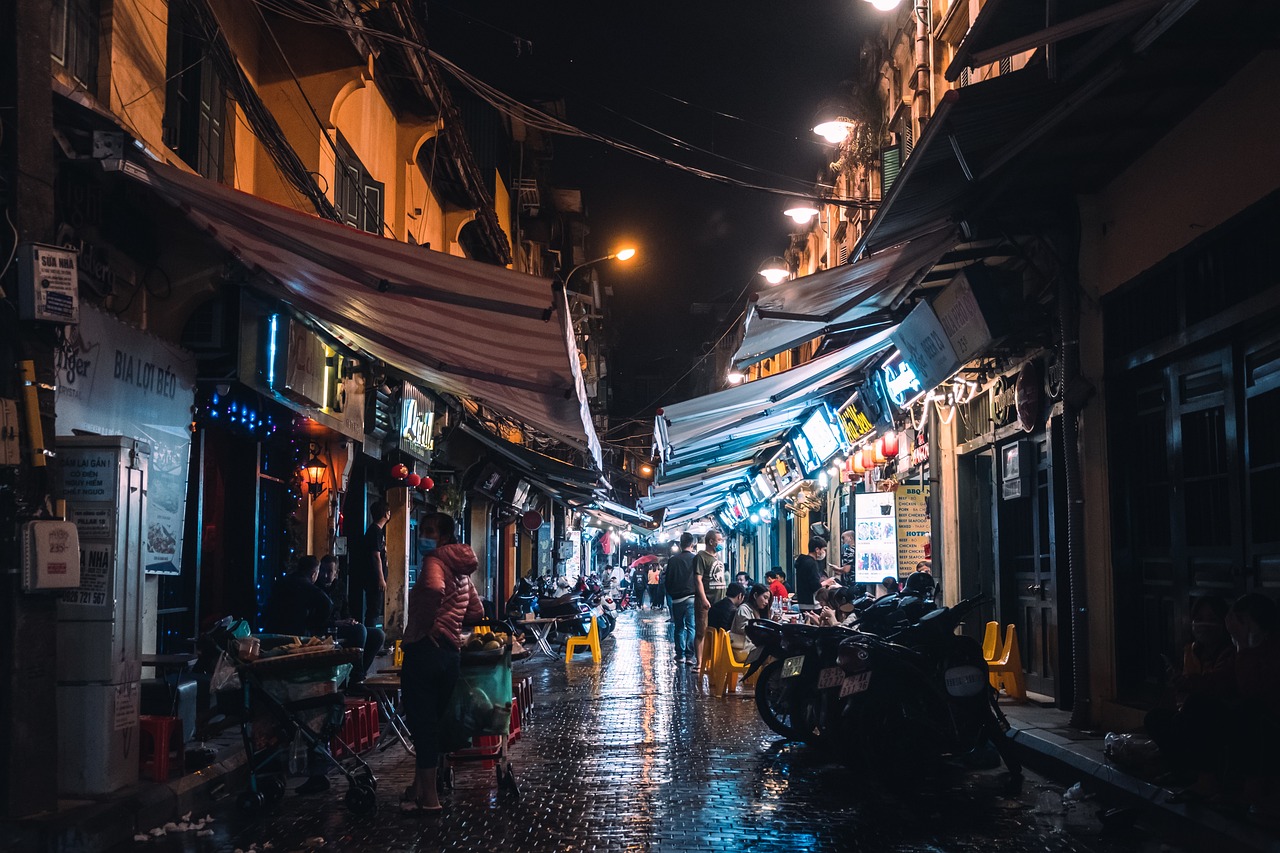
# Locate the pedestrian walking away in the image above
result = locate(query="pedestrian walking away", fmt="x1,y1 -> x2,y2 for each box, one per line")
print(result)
665,533 -> 700,665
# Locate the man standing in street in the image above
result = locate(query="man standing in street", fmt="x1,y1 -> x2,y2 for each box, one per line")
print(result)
694,529 -> 727,663
794,537 -> 829,605
352,500 -> 391,627
665,533 -> 699,666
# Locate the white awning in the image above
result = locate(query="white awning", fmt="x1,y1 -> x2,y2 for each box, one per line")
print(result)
120,159 -> 602,467
733,228 -> 955,368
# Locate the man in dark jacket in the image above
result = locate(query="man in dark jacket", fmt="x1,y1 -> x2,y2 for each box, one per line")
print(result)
708,583 -> 746,632
664,533 -> 700,666
317,555 -> 385,687
794,537 -> 829,605
264,555 -> 332,638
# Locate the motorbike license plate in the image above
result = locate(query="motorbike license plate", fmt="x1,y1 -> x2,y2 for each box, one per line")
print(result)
818,666 -> 845,690
782,655 -> 805,678
840,671 -> 872,697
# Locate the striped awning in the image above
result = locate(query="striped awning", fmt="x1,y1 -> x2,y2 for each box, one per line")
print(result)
120,158 -> 602,468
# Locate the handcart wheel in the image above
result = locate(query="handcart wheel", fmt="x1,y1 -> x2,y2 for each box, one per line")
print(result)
498,765 -> 520,799
346,783 -> 378,815
238,791 -> 265,812
261,776 -> 286,805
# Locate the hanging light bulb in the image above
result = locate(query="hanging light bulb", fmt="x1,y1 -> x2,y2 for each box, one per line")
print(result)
784,205 -> 820,225
758,256 -> 790,285
817,470 -> 829,490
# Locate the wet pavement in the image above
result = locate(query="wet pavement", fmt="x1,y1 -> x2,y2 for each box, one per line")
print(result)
111,609 -> 1200,853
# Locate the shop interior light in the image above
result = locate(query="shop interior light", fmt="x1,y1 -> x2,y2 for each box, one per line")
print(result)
817,470 -> 829,490
758,256 -> 791,285
750,513 -> 761,524
727,371 -> 746,385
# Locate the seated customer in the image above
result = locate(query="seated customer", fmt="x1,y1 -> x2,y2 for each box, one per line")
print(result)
708,583 -> 746,632
730,584 -> 774,659
317,555 -> 385,688
264,555 -> 332,638
766,569 -> 789,602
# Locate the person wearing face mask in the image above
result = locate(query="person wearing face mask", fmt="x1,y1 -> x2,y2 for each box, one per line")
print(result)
693,529 -> 727,667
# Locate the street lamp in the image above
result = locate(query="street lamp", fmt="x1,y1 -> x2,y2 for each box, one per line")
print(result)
758,256 -> 790,285
563,247 -> 638,291
864,0 -> 903,10
784,204 -> 820,225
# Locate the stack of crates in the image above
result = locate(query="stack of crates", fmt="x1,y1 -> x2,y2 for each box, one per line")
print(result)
331,698 -> 380,756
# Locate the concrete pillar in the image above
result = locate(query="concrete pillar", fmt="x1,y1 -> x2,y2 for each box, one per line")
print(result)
382,486 -> 410,641
935,404 -> 961,607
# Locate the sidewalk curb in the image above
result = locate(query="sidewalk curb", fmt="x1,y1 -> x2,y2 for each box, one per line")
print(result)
1007,721 -> 1280,853
0,751 -> 247,853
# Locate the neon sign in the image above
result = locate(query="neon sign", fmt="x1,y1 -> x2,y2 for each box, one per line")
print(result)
882,360 -> 922,408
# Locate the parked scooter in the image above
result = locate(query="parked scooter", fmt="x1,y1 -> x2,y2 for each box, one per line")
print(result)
536,579 -> 593,643
574,574 -> 616,639
832,594 -> 1022,790
744,620 -> 857,742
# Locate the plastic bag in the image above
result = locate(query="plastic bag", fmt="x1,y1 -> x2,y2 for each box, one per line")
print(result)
1103,732 -> 1159,769
210,652 -> 241,692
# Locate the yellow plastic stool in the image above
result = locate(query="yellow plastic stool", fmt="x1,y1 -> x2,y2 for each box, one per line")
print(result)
987,624 -> 1026,700
565,615 -> 602,663
710,630 -> 751,697
981,621 -> 1001,663
698,629 -> 718,679
392,639 -> 404,667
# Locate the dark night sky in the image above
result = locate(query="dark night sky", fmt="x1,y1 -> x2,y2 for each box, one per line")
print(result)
427,2 -> 882,423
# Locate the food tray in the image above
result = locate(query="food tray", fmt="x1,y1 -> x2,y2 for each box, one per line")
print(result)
240,647 -> 361,676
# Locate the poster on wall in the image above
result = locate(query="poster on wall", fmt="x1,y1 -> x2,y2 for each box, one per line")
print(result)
56,303 -> 196,574
854,491 -> 897,584
564,529 -> 582,580
895,483 -> 931,570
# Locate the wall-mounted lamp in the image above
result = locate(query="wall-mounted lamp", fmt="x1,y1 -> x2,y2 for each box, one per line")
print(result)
727,371 -> 746,385
784,205 -> 820,225
303,443 -> 328,500
758,257 -> 790,285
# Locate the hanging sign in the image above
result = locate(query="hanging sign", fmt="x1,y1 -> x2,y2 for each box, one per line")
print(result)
836,398 -> 876,445
398,383 -> 435,462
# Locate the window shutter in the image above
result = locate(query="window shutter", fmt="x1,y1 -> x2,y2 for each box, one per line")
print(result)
881,144 -> 903,195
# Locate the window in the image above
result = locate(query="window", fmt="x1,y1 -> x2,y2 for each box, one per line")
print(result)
164,9 -> 227,180
333,134 -> 384,235
52,0 -> 100,93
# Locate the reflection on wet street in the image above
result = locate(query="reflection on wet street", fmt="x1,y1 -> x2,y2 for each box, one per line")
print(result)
112,610 -> 1190,852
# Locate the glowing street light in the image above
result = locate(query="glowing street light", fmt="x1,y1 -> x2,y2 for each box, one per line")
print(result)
727,371 -> 745,385
758,256 -> 790,285
784,205 -> 820,225
563,247 -> 638,290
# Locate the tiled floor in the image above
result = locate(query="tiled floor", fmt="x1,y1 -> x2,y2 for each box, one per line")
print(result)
111,609 -> 1196,853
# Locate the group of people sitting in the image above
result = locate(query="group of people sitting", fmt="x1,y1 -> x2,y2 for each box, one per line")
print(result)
1143,592 -> 1280,815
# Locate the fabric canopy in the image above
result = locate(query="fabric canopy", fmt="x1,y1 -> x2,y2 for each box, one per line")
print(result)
123,159 -> 603,468
733,227 -> 956,368
459,423 -> 603,505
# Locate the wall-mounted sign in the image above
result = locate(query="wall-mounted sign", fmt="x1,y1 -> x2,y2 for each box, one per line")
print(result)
398,383 -> 435,462
891,267 -> 999,397
836,398 -> 876,445
56,303 -> 195,574
282,318 -> 327,407
881,355 -> 924,410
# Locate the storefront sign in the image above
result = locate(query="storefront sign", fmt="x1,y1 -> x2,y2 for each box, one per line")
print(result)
837,399 -> 875,445
56,303 -> 196,574
895,484 -> 930,569
932,271 -> 992,365
282,319 -> 326,407
398,384 -> 435,462
891,268 -> 996,396
854,491 -> 897,584
881,357 -> 923,409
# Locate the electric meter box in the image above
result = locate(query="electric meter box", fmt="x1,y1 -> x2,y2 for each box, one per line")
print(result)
22,520 -> 82,591
18,243 -> 80,324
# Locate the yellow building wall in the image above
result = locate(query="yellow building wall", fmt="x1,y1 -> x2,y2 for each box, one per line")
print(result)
100,0 -> 169,155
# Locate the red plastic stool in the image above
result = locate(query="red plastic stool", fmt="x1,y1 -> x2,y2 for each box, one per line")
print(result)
139,715 -> 182,781
509,697 -> 522,742
365,700 -> 380,747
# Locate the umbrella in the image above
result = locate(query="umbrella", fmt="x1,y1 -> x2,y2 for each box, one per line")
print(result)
631,555 -> 659,567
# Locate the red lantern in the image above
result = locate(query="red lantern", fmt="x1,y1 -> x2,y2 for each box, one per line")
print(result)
405,473 -> 421,488
391,463 -> 409,480
861,446 -> 877,470
873,439 -> 886,465
882,429 -> 900,459
420,476 -> 435,491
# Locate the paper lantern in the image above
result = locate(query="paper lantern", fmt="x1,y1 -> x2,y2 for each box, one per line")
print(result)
861,446 -> 877,470
851,453 -> 866,475
391,463 -> 409,480
873,439 -> 886,464
420,476 -> 435,491
882,430 -> 900,458
405,473 -> 421,488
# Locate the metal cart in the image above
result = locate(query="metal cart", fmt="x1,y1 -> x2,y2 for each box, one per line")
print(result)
442,641 -> 520,798
233,647 -> 379,814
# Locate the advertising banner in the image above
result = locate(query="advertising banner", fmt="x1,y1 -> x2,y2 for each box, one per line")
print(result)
853,491 -> 897,584
895,483 -> 931,569
56,303 -> 196,574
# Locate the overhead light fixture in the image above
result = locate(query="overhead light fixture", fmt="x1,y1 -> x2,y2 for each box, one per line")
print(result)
813,120 -> 855,144
864,0 -> 903,10
784,205 -> 820,225
758,256 -> 790,285
727,371 -> 745,385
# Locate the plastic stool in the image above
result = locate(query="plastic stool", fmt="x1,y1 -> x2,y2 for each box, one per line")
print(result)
509,697 -> 522,742
710,630 -> 750,697
564,615 -> 602,663
698,630 -> 718,679
987,624 -> 1026,700
139,715 -> 182,781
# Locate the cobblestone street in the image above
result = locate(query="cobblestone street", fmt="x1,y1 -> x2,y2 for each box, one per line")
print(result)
113,611 -> 1196,853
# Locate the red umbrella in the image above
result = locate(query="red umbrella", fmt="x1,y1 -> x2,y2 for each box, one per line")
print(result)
631,555 -> 659,567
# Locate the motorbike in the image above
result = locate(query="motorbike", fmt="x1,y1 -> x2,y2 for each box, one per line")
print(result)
573,574 -> 616,639
744,619 -> 856,743
832,594 -> 1022,788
